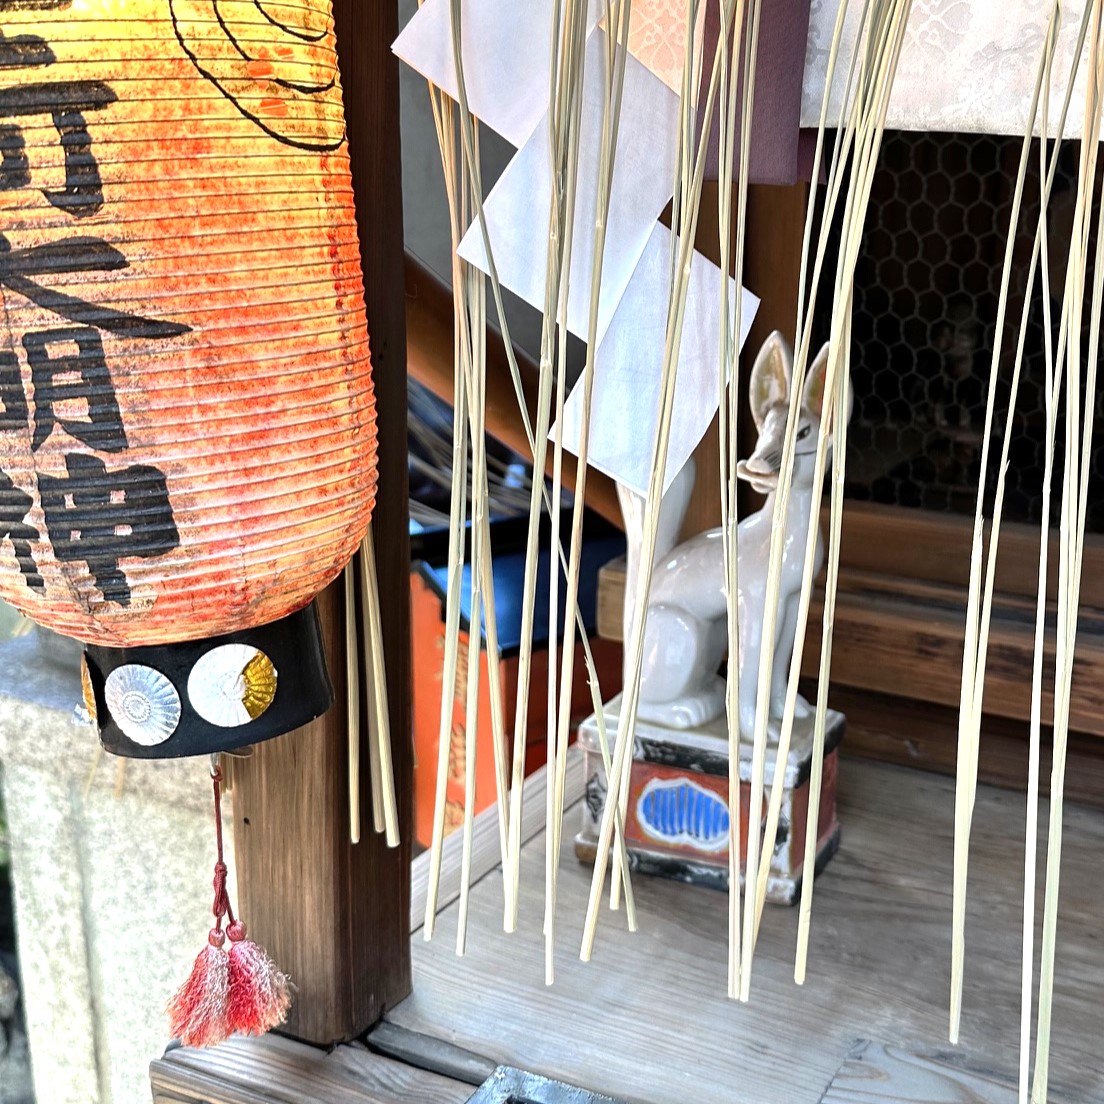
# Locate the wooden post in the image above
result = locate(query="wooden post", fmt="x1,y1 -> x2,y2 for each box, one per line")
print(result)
230,0 -> 413,1047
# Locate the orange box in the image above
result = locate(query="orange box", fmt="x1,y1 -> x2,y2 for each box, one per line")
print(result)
411,537 -> 623,849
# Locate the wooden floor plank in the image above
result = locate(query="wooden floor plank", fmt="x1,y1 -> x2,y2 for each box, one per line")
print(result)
410,752 -> 585,932
821,1040 -> 1017,1103
149,1033 -> 471,1104
393,754 -> 1104,1104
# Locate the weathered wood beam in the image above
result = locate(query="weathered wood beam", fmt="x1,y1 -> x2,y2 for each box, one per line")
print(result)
809,684 -> 1104,812
593,502 -> 1104,739
228,0 -> 413,1046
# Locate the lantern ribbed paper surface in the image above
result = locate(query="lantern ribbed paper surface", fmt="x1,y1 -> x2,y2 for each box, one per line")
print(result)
0,1 -> 377,653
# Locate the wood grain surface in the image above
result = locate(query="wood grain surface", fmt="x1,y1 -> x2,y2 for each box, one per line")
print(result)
151,746 -> 569,1104
595,552 -> 1104,737
829,503 -> 1104,611
813,685 -> 1104,811
150,1034 -> 471,1104
394,755 -> 1104,1104
822,1040 -> 1017,1103
410,750 -> 585,931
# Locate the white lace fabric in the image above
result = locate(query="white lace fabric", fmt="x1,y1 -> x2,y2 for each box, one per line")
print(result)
803,1 -> 1093,137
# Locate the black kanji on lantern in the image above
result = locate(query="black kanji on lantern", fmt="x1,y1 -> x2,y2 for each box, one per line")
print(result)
39,453 -> 179,606
0,9 -> 191,606
26,326 -> 127,453
0,28 -> 58,142
0,21 -> 116,217
0,349 -> 27,432
0,467 -> 42,590
0,233 -> 192,339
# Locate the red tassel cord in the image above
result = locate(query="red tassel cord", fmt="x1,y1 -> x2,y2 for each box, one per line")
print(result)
167,763 -> 291,1047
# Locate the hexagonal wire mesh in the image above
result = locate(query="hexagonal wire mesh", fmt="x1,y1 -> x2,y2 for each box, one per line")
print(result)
811,130 -> 1104,530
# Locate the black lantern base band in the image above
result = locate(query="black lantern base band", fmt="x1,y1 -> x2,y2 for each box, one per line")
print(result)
84,602 -> 333,759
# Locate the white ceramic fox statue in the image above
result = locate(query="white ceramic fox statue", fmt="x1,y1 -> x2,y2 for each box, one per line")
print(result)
634,331 -> 849,739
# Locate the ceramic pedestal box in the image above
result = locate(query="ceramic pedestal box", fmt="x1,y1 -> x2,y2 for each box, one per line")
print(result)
575,695 -> 843,904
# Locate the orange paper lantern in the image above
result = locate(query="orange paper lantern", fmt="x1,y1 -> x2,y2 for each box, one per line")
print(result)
0,2 -> 377,755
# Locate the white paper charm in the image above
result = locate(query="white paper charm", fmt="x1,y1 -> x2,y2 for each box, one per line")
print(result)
555,223 -> 759,496
393,0 -> 603,148
456,30 -> 680,346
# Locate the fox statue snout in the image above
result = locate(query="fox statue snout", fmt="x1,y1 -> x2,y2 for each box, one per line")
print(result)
737,426 -> 786,493
636,331 -> 851,738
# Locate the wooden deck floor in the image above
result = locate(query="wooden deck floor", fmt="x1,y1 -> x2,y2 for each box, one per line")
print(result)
150,1032 -> 473,1103
392,756 -> 1104,1103
153,754 -> 1104,1102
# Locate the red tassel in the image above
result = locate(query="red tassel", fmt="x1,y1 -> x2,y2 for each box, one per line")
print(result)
168,764 -> 292,1047
225,920 -> 292,1036
166,929 -> 231,1048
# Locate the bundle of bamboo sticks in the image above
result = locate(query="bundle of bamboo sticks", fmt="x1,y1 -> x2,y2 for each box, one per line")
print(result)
411,3 -> 1103,1100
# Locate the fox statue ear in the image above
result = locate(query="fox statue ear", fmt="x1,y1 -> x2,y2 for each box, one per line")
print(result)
802,342 -> 830,421
802,342 -> 856,429
749,331 -> 792,430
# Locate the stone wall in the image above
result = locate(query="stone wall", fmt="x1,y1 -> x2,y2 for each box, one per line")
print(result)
0,633 -> 234,1104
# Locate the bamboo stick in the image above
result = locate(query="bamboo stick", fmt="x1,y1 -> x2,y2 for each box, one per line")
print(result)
422,368 -> 470,936
794,324 -> 849,984
456,571 -> 483,954
457,417 -> 484,955
440,7 -> 638,938
1034,12 -> 1104,1095
420,41 -> 516,929
500,0 -> 587,936
753,0 -> 910,948
792,0 -> 865,985
551,1 -> 637,949
344,562 -> 361,845
713,0 -> 745,999
363,626 -> 385,837
737,4 -> 869,991
457,243 -> 487,951
1018,68 -> 1055,1089
949,0 -> 1065,1041
462,128 -> 513,905
610,0 -> 706,917
603,2 -> 712,913
741,0 -> 906,997
733,0 -> 869,984
422,87 -> 472,935
543,0 -> 592,982
581,5 -> 740,961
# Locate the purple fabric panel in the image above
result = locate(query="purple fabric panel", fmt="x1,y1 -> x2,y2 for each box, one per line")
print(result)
698,0 -> 815,186
798,127 -> 825,184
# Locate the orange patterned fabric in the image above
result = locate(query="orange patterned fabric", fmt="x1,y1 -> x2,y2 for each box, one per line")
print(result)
0,2 -> 376,646
624,0 -> 704,95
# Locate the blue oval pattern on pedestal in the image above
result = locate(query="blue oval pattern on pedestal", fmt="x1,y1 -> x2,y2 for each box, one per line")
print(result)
637,778 -> 730,852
